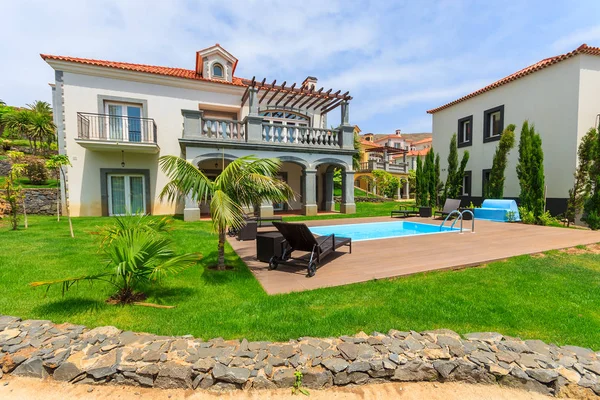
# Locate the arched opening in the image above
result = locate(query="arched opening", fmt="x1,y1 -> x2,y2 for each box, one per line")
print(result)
195,158 -> 232,215
313,159 -> 350,213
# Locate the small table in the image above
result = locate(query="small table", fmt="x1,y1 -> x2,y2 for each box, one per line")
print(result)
256,232 -> 286,263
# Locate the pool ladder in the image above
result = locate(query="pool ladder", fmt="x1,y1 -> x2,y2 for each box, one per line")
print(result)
439,210 -> 475,233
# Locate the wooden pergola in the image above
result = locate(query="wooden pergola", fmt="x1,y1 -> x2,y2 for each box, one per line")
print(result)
240,77 -> 352,115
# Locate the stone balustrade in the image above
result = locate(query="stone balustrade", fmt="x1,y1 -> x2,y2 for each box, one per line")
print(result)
1,315 -> 598,396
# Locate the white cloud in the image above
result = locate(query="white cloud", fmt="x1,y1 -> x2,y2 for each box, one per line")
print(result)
551,24 -> 600,52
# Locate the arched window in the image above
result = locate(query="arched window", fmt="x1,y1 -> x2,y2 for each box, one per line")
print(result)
212,63 -> 224,78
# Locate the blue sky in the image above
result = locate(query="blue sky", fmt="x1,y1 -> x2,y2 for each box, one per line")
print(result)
2,0 -> 600,134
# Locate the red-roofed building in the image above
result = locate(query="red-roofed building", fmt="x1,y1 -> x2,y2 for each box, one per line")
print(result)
42,44 -> 357,218
427,44 -> 600,215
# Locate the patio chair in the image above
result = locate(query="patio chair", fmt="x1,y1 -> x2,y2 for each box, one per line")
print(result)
269,222 -> 352,277
434,199 -> 462,219
391,204 -> 419,218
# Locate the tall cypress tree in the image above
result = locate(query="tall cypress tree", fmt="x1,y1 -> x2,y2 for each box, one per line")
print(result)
434,153 -> 441,206
488,124 -> 516,199
516,121 -> 532,210
443,134 -> 458,203
529,131 -> 545,218
453,151 -> 470,199
415,155 -> 424,206
425,148 -> 436,207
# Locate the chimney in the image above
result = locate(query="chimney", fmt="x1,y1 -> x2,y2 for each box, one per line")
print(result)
302,76 -> 318,90
395,129 -> 401,136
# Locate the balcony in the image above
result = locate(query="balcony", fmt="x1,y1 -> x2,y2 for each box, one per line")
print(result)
76,112 -> 159,154
359,160 -> 407,174
181,110 -> 354,152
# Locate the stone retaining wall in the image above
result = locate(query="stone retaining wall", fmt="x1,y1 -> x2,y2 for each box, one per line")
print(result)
0,160 -> 11,176
0,316 -> 598,396
0,188 -> 60,215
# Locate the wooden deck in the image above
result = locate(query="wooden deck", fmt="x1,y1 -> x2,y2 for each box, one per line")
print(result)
228,216 -> 600,295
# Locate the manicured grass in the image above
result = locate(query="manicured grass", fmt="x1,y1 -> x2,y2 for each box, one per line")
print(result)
1,215 -> 600,348
333,186 -> 376,197
0,176 -> 59,188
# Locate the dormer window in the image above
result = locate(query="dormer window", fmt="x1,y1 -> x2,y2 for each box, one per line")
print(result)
212,63 -> 224,78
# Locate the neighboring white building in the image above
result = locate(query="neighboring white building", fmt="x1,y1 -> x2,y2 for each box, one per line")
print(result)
427,44 -> 600,215
42,44 -> 357,220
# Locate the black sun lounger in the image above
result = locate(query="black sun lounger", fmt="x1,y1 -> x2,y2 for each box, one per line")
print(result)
269,222 -> 351,277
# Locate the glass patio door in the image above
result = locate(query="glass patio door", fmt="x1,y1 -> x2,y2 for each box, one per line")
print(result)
108,175 -> 146,215
106,103 -> 143,142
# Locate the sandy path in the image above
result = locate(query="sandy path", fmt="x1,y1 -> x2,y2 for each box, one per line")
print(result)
0,375 -> 553,400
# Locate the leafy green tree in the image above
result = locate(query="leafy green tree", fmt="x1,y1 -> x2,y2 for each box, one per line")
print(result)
584,123 -> 600,229
1,151 -> 26,230
159,155 -> 293,270
487,124 -> 516,198
46,155 -> 74,237
372,170 -> 400,198
30,215 -> 201,303
567,128 -> 597,226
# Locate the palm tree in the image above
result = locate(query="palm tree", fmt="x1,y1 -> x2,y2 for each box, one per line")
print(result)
159,155 -> 294,270
27,100 -> 52,114
27,110 -> 56,154
30,215 -> 201,303
2,109 -> 33,150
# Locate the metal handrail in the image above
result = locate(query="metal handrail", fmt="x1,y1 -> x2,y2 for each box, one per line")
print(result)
460,210 -> 475,233
440,210 -> 462,232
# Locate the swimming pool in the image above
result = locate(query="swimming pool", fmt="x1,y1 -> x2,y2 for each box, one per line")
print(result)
309,221 -> 458,241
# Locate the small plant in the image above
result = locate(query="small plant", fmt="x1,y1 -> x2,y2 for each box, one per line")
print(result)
506,210 -> 517,222
538,210 -> 562,227
46,155 -> 74,237
24,156 -> 48,185
519,206 -> 536,225
1,139 -> 11,151
468,201 -> 477,209
291,370 -> 309,396
30,215 -> 201,304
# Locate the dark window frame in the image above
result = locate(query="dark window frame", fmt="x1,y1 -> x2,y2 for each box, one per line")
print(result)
462,170 -> 472,197
481,168 -> 492,197
457,115 -> 473,148
483,105 -> 504,143
100,168 -> 151,217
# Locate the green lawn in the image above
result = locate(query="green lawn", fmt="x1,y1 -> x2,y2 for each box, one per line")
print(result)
1,215 -> 599,348
0,176 -> 59,188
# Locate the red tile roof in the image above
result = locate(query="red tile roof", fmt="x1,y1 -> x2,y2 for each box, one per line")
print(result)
427,44 -> 600,114
40,54 -> 247,87
406,148 -> 431,157
411,137 -> 432,145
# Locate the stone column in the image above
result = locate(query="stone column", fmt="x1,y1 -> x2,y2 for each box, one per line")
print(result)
259,200 -> 274,218
183,194 -> 200,222
302,169 -> 318,216
340,170 -> 356,214
403,179 -> 410,199
245,87 -> 263,143
324,170 -> 335,212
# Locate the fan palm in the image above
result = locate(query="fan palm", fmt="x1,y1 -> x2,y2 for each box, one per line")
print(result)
27,100 -> 52,115
159,155 -> 294,270
2,108 -> 34,151
27,111 -> 56,153
30,215 -> 201,303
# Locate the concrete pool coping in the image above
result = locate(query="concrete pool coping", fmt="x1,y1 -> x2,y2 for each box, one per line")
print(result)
228,216 -> 600,295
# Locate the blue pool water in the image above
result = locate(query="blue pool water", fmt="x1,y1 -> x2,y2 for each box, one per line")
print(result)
309,221 -> 458,242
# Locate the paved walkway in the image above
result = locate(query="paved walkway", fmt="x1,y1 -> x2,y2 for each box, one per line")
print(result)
228,217 -> 600,295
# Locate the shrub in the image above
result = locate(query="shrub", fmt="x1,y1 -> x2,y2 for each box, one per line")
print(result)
24,157 -> 48,184
584,210 -> 600,230
1,139 -> 11,151
519,206 -> 536,225
538,211 -> 562,227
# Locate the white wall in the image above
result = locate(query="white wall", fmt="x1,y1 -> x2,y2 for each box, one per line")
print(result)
577,55 -> 600,144
62,71 -> 245,216
432,56 -> 582,201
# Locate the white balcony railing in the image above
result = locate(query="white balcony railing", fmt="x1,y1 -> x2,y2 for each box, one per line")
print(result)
261,123 -> 341,147
200,118 -> 246,141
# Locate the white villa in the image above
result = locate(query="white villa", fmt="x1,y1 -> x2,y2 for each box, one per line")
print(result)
42,44 -> 356,220
428,44 -> 600,215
